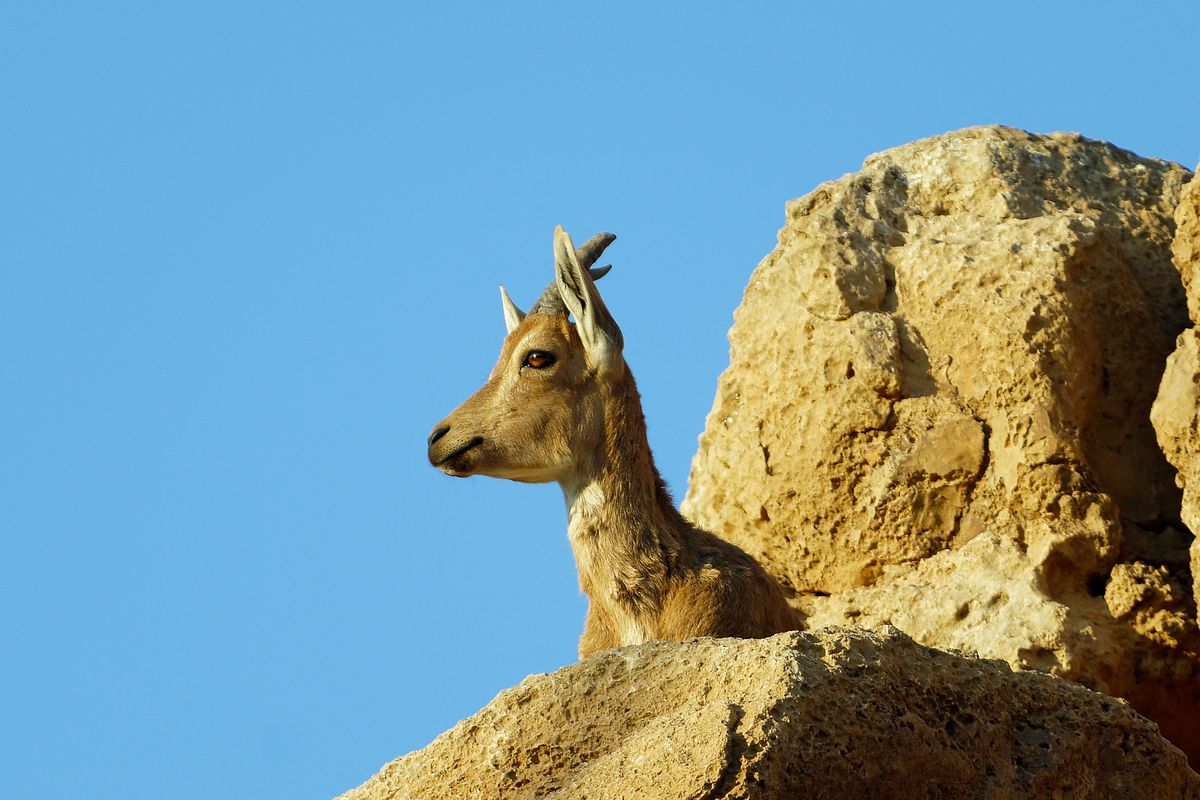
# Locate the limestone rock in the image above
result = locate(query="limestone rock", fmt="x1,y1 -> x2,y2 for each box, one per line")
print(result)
340,628 -> 1198,800
1169,166 -> 1200,319
682,127 -> 1200,758
1152,167 -> 1200,621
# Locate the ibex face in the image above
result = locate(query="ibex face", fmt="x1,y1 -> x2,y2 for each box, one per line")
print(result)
427,226 -> 623,484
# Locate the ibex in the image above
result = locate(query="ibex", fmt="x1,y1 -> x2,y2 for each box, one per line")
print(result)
427,226 -> 797,658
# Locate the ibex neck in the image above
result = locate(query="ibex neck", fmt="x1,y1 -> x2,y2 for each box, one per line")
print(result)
562,445 -> 675,531
562,372 -> 681,528
562,469 -> 676,535
560,372 -> 688,605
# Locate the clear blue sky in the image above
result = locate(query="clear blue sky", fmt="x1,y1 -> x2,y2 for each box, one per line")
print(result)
2,2 -> 1197,798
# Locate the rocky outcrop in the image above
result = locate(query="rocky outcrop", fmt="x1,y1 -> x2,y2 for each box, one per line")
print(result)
343,129 -> 1200,797
682,127 -> 1200,757
341,628 -> 1197,800
1153,168 -> 1200,621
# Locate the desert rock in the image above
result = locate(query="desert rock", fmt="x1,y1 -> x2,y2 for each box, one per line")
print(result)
340,628 -> 1197,800
682,126 -> 1200,757
1153,167 -> 1200,624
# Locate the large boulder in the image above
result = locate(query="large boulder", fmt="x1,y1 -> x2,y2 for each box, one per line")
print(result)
1152,167 -> 1200,623
340,628 -> 1197,800
681,127 -> 1200,757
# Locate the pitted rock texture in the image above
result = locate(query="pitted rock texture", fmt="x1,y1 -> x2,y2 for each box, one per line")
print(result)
340,628 -> 1198,800
681,127 -> 1200,758
1153,167 -> 1200,619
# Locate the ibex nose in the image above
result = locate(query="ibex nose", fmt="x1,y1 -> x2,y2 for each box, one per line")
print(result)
428,425 -> 450,447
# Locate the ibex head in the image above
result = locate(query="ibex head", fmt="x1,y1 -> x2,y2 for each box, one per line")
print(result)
427,226 -> 624,482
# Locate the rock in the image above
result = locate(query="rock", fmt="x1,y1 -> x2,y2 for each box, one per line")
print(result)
339,628 -> 1198,800
1152,167 -> 1200,623
1169,167 -> 1200,321
682,127 -> 1200,758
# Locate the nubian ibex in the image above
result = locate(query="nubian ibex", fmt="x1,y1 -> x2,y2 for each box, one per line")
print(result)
427,226 -> 797,658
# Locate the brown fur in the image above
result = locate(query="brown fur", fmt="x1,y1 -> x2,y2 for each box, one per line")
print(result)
427,230 -> 797,658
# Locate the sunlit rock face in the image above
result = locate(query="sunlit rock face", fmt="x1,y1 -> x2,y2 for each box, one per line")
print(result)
340,629 -> 1198,800
1153,165 -> 1200,629
682,126 -> 1200,758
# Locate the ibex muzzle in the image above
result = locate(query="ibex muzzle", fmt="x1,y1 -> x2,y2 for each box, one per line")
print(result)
427,226 -> 797,658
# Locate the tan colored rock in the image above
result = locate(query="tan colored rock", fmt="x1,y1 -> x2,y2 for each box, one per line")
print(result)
682,127 -> 1200,758
1170,166 -> 1200,319
1152,168 -> 1200,621
341,628 -> 1198,800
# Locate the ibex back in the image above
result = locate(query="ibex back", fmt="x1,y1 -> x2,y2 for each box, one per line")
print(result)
427,226 -> 797,658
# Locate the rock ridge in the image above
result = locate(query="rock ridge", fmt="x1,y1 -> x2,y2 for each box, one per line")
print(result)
340,628 -> 1198,800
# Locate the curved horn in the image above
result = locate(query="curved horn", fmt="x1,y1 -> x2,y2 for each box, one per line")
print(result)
576,232 -> 616,269
530,232 -> 616,315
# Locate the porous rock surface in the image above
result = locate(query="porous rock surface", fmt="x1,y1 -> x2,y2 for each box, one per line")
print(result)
340,628 -> 1197,800
681,127 -> 1200,757
1153,167 -> 1200,619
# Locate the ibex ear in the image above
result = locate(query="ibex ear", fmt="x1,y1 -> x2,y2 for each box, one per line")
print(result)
553,225 -> 624,373
498,285 -> 525,334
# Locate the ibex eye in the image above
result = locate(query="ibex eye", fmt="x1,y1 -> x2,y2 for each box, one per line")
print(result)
524,351 -> 556,369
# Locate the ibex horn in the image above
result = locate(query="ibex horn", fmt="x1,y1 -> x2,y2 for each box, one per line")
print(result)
531,232 -> 616,315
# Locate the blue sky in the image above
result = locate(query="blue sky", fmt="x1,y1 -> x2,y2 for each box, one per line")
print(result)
2,2 -> 1197,798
